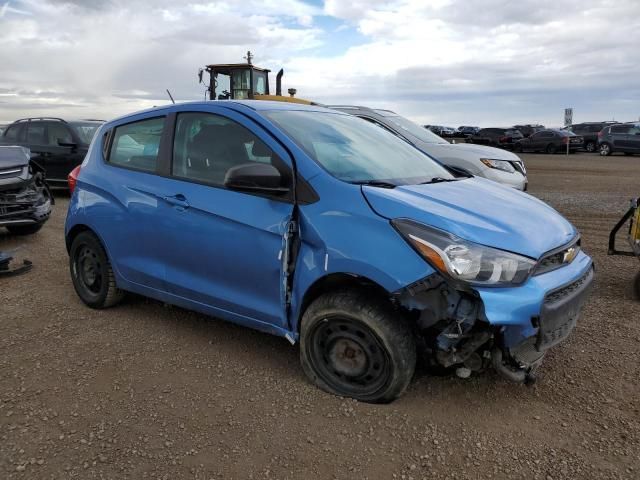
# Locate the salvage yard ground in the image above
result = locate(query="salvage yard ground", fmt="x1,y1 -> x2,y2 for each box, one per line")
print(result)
1,153 -> 639,479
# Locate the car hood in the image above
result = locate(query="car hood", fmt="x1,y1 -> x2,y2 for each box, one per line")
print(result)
418,141 -> 521,161
0,146 -> 31,169
363,177 -> 576,259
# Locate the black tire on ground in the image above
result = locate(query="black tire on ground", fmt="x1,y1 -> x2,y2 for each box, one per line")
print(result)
514,143 -> 523,153
299,290 -> 416,403
545,144 -> 556,154
585,141 -> 596,153
634,270 -> 640,301
6,223 -> 44,235
599,143 -> 612,156
69,231 -> 124,309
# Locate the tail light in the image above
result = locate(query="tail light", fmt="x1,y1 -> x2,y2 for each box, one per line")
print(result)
499,136 -> 509,143
68,165 -> 81,194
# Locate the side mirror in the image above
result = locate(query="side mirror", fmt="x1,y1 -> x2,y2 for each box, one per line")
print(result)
58,140 -> 77,149
224,163 -> 289,195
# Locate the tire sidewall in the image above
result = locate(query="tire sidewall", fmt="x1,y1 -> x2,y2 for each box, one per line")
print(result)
69,232 -> 112,308
300,292 -> 416,403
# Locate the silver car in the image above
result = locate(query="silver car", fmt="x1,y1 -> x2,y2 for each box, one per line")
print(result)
329,106 -> 528,190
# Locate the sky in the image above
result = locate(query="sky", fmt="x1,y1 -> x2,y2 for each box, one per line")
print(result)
0,0 -> 639,127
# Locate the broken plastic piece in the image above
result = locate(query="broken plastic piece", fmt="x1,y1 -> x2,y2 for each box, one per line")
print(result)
0,250 -> 33,277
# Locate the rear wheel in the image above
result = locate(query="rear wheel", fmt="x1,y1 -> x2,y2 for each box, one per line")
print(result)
6,223 -> 44,235
599,143 -> 612,156
69,231 -> 124,309
545,144 -> 556,154
585,141 -> 596,153
514,143 -> 523,153
300,291 -> 416,403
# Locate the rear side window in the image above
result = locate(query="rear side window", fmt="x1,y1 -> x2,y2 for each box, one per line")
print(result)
611,125 -> 630,134
172,112 -> 287,187
26,122 -> 46,144
108,117 -> 165,172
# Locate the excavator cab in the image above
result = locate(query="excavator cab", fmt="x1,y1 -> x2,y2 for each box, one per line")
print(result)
198,51 -> 313,105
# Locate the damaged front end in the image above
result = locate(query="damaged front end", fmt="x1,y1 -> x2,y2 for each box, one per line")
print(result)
0,146 -> 53,232
394,264 -> 594,384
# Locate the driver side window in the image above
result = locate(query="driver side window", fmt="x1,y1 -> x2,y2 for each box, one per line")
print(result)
171,112 -> 290,188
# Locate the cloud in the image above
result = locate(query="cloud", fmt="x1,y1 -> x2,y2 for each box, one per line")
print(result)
0,0 -> 638,127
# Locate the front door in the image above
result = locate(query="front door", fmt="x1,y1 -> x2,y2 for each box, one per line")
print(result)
158,109 -> 294,329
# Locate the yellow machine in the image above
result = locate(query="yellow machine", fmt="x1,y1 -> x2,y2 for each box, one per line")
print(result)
198,51 -> 315,105
609,197 -> 640,299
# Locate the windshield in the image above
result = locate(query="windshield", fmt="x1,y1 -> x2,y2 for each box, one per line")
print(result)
264,110 -> 453,185
373,110 -> 448,145
69,122 -> 102,144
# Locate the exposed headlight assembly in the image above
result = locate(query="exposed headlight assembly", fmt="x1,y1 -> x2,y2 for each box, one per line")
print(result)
480,158 -> 516,173
393,219 -> 536,286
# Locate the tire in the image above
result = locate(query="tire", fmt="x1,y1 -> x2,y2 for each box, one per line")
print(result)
545,144 -> 557,154
585,141 -> 596,153
514,143 -> 523,153
6,223 -> 44,235
300,291 -> 416,403
69,231 -> 124,309
635,270 -> 640,301
599,143 -> 612,156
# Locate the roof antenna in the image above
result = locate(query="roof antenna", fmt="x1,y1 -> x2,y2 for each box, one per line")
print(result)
166,89 -> 175,104
244,50 -> 253,65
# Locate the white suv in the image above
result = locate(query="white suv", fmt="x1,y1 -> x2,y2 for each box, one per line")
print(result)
330,106 -> 528,191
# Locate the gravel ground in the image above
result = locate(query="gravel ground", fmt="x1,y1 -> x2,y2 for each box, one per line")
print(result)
1,152 -> 639,479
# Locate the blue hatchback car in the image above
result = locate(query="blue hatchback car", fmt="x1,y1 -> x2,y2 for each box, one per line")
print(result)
65,101 -> 594,403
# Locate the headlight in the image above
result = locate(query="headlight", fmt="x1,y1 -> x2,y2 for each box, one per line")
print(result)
393,219 -> 536,286
480,158 -> 516,173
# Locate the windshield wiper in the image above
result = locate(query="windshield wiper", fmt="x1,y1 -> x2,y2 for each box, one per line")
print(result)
352,180 -> 397,189
419,177 -> 459,185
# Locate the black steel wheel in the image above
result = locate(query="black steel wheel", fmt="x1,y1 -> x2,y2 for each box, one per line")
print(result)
300,291 -> 416,403
69,231 -> 124,309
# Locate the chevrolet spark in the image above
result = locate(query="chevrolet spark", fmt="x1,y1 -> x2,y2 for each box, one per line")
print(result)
65,101 -> 594,403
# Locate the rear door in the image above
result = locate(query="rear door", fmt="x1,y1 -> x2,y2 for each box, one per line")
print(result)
628,125 -> 640,152
610,125 -> 632,149
158,108 -> 295,328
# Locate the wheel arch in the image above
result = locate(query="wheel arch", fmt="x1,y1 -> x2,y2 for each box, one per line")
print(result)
296,272 -> 392,333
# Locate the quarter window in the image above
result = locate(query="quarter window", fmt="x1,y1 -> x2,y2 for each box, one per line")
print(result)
108,117 -> 165,172
171,112 -> 287,187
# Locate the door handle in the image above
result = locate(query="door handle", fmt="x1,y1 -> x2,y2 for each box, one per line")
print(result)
163,194 -> 190,209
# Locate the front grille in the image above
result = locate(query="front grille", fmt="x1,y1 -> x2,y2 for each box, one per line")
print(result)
544,267 -> 593,306
534,237 -> 581,276
0,167 -> 24,178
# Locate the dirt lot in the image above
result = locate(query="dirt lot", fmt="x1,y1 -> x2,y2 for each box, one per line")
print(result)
1,152 -> 639,479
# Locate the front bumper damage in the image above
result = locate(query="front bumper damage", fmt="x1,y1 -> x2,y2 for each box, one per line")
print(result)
0,168 -> 53,228
394,251 -> 594,383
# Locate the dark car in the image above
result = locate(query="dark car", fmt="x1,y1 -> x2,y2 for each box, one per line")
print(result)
468,128 -> 524,149
0,146 -> 53,235
0,125 -> 7,137
515,129 -> 584,154
0,118 -> 103,186
426,125 -> 456,137
513,124 -> 545,138
597,123 -> 640,156
456,126 -> 480,137
567,122 -> 616,153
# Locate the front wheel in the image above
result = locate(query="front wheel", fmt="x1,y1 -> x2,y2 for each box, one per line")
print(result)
599,143 -> 612,156
69,231 -> 124,309
300,291 -> 416,403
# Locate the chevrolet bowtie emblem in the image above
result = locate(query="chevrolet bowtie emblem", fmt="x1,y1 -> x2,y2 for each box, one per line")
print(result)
563,247 -> 578,264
